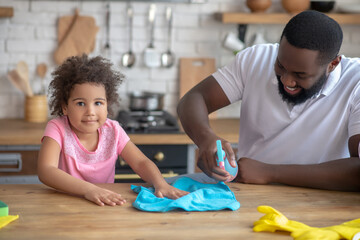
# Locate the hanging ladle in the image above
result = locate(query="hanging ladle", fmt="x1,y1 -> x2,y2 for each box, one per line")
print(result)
36,63 -> 47,95
104,2 -> 111,59
121,4 -> 135,68
161,7 -> 175,68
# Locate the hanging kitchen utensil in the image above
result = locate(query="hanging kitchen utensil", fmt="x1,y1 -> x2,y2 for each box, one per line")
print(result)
161,7 -> 175,68
103,2 -> 111,59
15,61 -> 33,97
121,4 -> 136,68
144,4 -> 160,68
7,70 -> 29,96
36,63 -> 47,95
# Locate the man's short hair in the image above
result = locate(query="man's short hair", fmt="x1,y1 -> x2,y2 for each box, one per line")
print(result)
281,10 -> 343,65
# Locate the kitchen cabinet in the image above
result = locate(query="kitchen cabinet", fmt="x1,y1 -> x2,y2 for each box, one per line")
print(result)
0,145 -> 41,184
115,144 -> 189,182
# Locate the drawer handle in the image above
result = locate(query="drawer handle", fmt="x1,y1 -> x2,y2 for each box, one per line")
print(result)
161,171 -> 178,178
0,153 -> 22,172
115,174 -> 141,180
153,151 -> 165,162
115,171 -> 178,180
119,158 -> 128,166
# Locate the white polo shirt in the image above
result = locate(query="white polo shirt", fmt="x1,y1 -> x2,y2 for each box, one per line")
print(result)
213,44 -> 360,164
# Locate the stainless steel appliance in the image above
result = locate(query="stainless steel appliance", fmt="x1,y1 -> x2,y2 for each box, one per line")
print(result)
129,91 -> 164,111
116,110 -> 179,133
115,110 -> 187,182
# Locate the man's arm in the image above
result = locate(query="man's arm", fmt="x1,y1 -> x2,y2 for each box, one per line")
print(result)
235,134 -> 360,191
177,75 -> 237,181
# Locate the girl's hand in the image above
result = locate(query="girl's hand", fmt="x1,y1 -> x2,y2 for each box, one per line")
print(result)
154,183 -> 189,199
84,186 -> 126,206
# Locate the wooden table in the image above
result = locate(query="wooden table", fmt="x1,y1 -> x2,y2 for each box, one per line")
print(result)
1,183 -> 360,239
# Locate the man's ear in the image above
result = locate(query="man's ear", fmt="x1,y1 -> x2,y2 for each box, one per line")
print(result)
327,55 -> 341,73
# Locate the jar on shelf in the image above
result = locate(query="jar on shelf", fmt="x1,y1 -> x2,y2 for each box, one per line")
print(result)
310,1 -> 335,13
281,0 -> 310,14
24,95 -> 48,123
246,0 -> 272,13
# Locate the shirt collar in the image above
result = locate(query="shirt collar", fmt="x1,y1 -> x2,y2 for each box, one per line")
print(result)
319,58 -> 342,97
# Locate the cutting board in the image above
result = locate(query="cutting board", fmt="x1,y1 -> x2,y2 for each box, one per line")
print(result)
179,57 -> 216,118
57,14 -> 96,52
54,10 -> 98,65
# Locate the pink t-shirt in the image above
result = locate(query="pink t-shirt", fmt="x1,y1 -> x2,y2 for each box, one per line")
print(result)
42,116 -> 130,183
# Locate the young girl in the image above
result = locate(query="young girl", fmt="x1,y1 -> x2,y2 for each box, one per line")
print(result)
38,55 -> 188,206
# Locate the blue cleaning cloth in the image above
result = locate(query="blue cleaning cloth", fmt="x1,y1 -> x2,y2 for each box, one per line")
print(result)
131,177 -> 240,212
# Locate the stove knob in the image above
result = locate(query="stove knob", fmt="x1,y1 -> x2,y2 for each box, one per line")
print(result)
153,152 -> 164,162
119,158 -> 128,166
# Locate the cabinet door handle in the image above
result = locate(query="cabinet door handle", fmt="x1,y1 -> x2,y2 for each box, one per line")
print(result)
153,151 -> 165,162
114,171 -> 178,180
0,153 -> 22,172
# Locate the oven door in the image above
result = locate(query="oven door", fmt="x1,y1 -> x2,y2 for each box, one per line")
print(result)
115,144 -> 188,183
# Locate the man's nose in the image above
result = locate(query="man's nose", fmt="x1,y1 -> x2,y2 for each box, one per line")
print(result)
281,73 -> 297,88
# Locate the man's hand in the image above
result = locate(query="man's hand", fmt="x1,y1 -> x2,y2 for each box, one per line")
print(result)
197,137 -> 237,182
235,157 -> 274,184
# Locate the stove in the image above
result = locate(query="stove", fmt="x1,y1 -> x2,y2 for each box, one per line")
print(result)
115,110 -> 185,183
116,110 -> 180,133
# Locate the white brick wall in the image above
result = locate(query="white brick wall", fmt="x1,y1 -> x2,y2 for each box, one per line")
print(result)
0,0 -> 359,119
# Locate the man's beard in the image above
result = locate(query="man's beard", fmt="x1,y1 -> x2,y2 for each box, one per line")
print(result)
276,71 -> 328,105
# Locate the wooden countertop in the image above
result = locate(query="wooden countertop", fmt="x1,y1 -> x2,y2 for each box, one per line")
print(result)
1,183 -> 360,239
0,118 -> 240,145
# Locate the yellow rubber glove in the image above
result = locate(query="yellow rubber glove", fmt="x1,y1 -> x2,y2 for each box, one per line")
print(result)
253,205 -> 313,233
291,219 -> 360,240
253,206 -> 360,240
0,215 -> 19,229
321,219 -> 360,240
291,228 -> 341,240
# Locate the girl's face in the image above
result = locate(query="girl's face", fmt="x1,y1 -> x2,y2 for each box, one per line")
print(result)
62,83 -> 108,137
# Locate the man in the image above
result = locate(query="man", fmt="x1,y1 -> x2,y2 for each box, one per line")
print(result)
177,10 -> 360,191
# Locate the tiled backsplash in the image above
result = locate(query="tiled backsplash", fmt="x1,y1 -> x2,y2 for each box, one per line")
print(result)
0,0 -> 359,119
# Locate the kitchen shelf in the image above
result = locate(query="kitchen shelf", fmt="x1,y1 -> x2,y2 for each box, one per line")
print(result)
30,0 -> 206,3
0,7 -> 13,18
215,12 -> 360,24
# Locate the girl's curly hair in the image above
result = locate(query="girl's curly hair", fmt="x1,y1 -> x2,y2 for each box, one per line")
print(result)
48,54 -> 124,117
